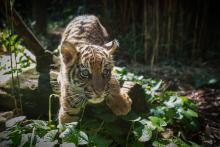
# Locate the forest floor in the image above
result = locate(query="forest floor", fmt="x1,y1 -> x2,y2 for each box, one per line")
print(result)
122,62 -> 220,146
34,29 -> 220,145
1,29 -> 219,145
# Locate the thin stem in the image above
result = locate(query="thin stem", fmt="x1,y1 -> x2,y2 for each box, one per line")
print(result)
9,31 -> 17,114
126,122 -> 134,147
48,95 -> 52,124
30,127 -> 36,147
14,45 -> 23,114
48,94 -> 59,124
96,120 -> 105,135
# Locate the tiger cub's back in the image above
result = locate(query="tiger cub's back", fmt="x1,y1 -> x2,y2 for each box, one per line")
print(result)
61,15 -> 109,47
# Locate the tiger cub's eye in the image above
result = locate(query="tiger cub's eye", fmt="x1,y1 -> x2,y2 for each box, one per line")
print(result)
80,69 -> 90,78
103,69 -> 111,78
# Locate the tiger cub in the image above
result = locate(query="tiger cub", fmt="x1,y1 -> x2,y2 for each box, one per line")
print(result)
58,15 -> 132,124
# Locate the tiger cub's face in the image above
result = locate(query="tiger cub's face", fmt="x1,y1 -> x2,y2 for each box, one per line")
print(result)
61,40 -> 119,103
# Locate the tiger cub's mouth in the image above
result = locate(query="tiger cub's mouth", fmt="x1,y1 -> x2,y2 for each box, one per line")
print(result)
86,93 -> 106,104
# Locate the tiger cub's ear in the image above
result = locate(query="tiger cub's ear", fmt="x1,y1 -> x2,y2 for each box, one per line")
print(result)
61,41 -> 78,65
104,39 -> 119,54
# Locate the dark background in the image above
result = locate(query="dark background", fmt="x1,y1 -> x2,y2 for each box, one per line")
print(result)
7,0 -> 220,66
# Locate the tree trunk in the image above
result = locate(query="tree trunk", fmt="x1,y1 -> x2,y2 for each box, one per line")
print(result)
32,0 -> 47,35
167,0 -> 172,56
151,0 -> 159,66
143,0 -> 148,64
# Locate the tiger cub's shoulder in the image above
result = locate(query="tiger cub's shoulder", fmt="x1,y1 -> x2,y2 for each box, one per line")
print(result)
61,15 -> 108,46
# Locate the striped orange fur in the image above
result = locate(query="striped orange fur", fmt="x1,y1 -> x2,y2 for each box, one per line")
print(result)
58,15 -> 132,124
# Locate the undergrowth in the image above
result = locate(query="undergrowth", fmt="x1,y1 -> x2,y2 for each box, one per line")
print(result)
0,67 -> 201,147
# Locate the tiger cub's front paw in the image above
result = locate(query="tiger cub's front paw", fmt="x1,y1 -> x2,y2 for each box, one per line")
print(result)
106,92 -> 132,116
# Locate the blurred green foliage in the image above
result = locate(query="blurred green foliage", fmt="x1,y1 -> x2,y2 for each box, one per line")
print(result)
0,29 -> 32,75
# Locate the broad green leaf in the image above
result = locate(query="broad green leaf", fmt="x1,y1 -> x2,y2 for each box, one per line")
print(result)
133,126 -> 152,142
152,139 -> 170,147
60,142 -> 76,147
43,130 -> 58,142
0,131 -> 9,140
0,140 -> 12,147
64,122 -> 78,129
164,96 -> 183,108
9,130 -> 22,147
19,133 -> 34,147
6,116 -> 26,128
105,124 -> 123,136
24,120 -> 50,137
173,137 -> 191,147
189,141 -> 202,147
130,116 -> 142,122
121,111 -> 140,121
3,70 -> 13,75
36,141 -> 58,147
208,78 -> 217,84
149,116 -> 167,132
89,135 -> 113,147
60,127 -> 78,144
152,80 -> 163,92
139,119 -> 156,130
78,131 -> 88,145
96,112 -> 117,123
183,109 -> 198,118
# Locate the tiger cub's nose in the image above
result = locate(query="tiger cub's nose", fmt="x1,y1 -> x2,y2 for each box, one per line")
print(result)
93,89 -> 103,97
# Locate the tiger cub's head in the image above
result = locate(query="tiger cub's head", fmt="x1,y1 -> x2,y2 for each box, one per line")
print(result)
61,40 -> 119,103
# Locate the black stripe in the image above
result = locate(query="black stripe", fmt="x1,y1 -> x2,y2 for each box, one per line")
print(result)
66,112 -> 79,117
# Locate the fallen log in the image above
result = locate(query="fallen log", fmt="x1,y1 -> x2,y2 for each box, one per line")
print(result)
0,68 -> 147,119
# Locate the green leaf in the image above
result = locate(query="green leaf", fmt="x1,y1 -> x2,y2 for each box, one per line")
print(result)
0,131 -> 9,140
0,140 -> 12,147
152,139 -> 170,147
6,116 -> 26,128
24,120 -> 50,137
164,96 -> 183,108
3,70 -> 13,75
139,119 -> 156,130
60,142 -> 76,147
96,113 -> 117,123
149,116 -> 167,132
64,122 -> 78,129
9,130 -> 22,147
60,127 -> 78,144
173,137 -> 191,147
90,135 -> 113,147
105,124 -> 123,136
189,141 -> 202,147
35,141 -> 58,147
114,67 -> 127,75
19,133 -> 33,147
78,131 -> 88,145
152,80 -> 163,92
130,116 -> 142,122
133,126 -> 152,142
183,109 -> 198,118
208,78 -> 217,84
121,111 -> 140,121
43,130 -> 58,142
